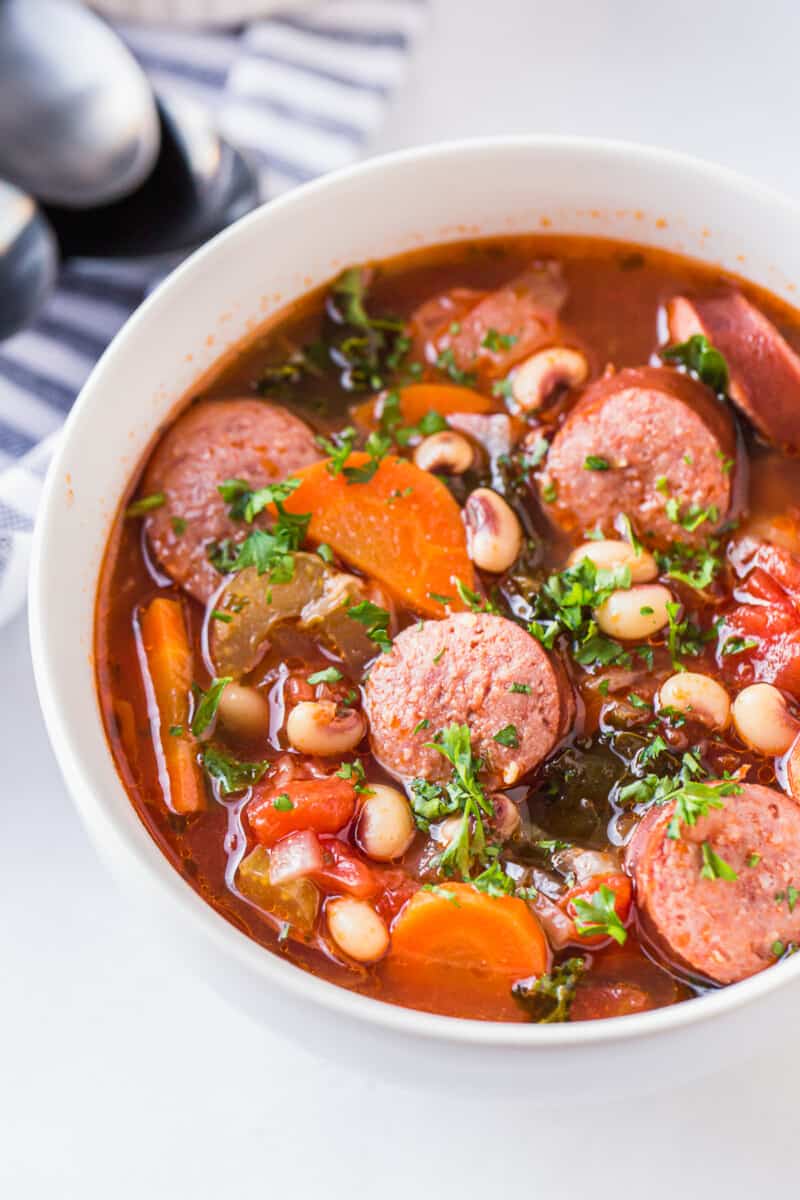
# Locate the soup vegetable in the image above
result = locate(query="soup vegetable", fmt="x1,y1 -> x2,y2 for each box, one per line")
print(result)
96,236 -> 800,1023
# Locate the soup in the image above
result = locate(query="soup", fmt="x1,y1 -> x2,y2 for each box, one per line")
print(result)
95,235 -> 800,1023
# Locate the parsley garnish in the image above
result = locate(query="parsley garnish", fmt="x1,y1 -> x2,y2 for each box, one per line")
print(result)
700,841 -> 738,881
307,666 -> 344,685
316,427 -> 357,476
493,724 -> 519,748
527,557 -> 632,669
219,476 -> 302,523
436,347 -> 476,387
201,744 -> 269,795
572,885 -> 627,945
273,792 -> 294,812
512,958 -> 587,1023
584,455 -> 611,471
191,677 -> 232,737
346,600 -> 392,652
662,334 -> 729,394
125,491 -> 165,518
509,682 -> 532,694
481,328 -> 518,352
720,635 -> 758,657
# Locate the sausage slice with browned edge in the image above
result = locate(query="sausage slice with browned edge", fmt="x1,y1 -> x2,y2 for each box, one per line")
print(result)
141,398 -> 320,602
668,291 -> 800,451
364,612 -> 574,787
411,262 -> 568,380
539,366 -> 735,546
626,783 -> 800,984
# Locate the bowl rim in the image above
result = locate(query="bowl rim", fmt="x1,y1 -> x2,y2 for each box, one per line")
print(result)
29,133 -> 800,1049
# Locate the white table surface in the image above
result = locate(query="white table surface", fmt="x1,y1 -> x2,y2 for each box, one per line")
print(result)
5,2 -> 800,1194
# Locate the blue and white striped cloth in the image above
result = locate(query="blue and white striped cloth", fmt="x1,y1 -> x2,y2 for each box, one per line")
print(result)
0,0 -> 427,625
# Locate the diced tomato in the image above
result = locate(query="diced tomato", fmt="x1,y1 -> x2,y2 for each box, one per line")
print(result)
719,543 -> 800,697
373,869 -> 420,923
247,778 -> 357,847
314,836 -> 379,899
570,981 -> 655,1022
559,872 -> 633,947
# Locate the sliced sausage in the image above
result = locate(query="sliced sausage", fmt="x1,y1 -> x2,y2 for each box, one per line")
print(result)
411,262 -> 568,380
364,612 -> 574,787
668,290 -> 800,450
141,398 -> 320,602
539,366 -> 735,546
627,783 -> 800,984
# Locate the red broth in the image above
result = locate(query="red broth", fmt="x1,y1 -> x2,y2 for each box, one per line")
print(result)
95,235 -> 800,1023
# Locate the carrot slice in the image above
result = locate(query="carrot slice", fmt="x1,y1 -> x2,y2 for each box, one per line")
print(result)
282,453 -> 476,617
385,883 -> 549,1021
139,596 -> 204,814
352,383 -> 495,432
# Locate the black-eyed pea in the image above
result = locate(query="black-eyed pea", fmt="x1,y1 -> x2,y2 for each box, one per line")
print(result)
657,672 -> 731,730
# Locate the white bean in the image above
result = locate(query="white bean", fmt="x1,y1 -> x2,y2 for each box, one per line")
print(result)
413,430 -> 474,475
568,538 -> 658,583
356,784 -> 416,861
595,583 -> 673,640
463,487 -> 523,573
732,684 -> 800,756
510,347 -> 589,413
286,700 -> 365,757
327,897 -> 389,963
658,672 -> 731,730
216,683 -> 270,741
435,815 -> 464,846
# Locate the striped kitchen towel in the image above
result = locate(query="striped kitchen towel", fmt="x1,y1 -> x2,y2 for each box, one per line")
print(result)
0,0 -> 427,626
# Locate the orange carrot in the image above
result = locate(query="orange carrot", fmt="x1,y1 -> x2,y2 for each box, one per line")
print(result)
385,883 -> 549,1020
282,453 -> 476,618
139,596 -> 205,814
352,382 -> 495,432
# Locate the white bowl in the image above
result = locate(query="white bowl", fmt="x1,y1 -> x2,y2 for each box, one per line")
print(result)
30,137 -> 800,1096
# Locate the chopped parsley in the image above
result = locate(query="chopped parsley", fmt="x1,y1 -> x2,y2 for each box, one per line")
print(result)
454,577 -> 498,614
720,635 -> 758,657
512,958 -> 587,1023
524,437 -> 550,468
572,885 -> 627,945
481,327 -> 518,352
272,793 -> 294,812
666,600 -> 713,669
201,744 -> 269,795
700,841 -> 738,881
307,666 -> 344,685
435,347 -> 476,387
526,556 -> 633,669
171,516 -> 187,536
346,599 -> 392,652
584,455 -> 611,471
125,491 -> 165,518
411,724 -> 500,881
509,682 -> 532,694
662,333 -> 729,394
336,760 -> 373,795
218,476 -> 302,524
493,724 -> 519,748
191,676 -> 232,737
656,539 -> 722,591
316,426 -> 357,475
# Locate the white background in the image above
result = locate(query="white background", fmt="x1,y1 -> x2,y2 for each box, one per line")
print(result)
4,2 -> 800,1194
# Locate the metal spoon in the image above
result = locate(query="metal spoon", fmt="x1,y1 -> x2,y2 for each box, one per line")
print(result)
0,0 -> 160,208
45,93 -> 261,259
0,181 -> 59,342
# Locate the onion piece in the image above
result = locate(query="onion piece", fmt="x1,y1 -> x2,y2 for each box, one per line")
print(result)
268,829 -> 325,886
